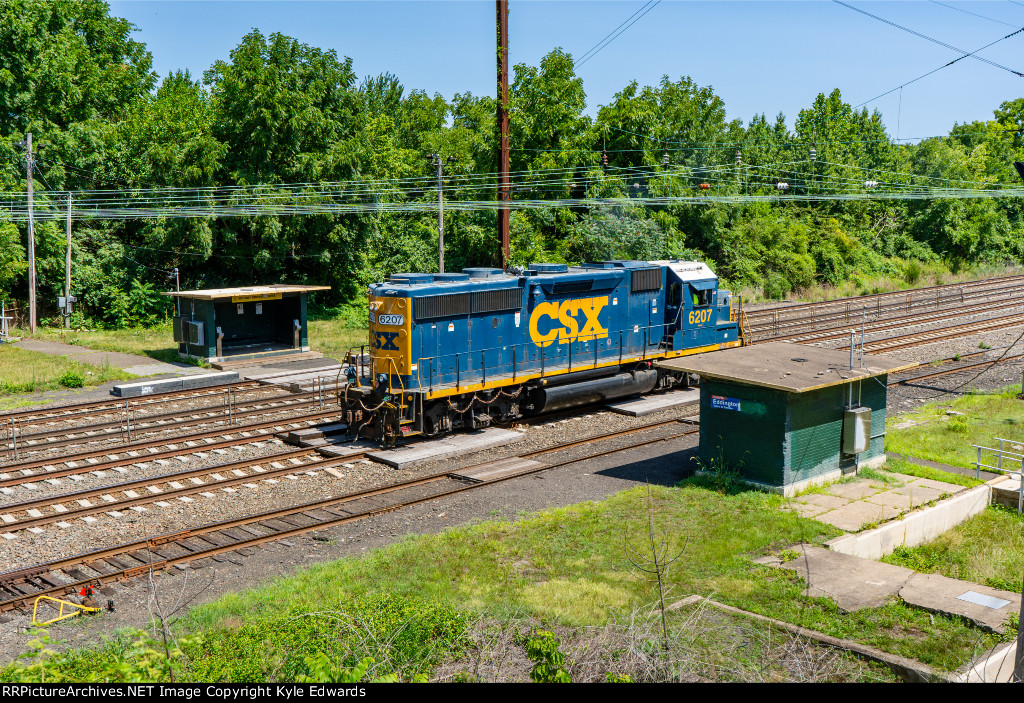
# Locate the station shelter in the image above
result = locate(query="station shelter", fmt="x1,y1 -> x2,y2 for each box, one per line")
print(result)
164,285 -> 330,363
657,342 -> 916,495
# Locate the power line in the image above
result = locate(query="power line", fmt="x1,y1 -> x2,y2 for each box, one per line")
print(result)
929,0 -> 1018,28
575,1 -> 662,68
855,25 -> 1024,108
834,0 -> 1024,77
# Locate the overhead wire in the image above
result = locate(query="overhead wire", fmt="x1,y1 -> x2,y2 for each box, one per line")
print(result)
575,1 -> 662,68
929,0 -> 1019,27
833,0 -> 1024,77
854,25 -> 1024,108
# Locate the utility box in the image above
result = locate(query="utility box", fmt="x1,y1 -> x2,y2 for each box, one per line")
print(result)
843,407 -> 872,454
163,284 -> 330,364
657,342 -> 916,495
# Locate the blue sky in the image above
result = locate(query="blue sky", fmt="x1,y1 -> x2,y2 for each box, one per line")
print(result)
108,1 -> 1024,142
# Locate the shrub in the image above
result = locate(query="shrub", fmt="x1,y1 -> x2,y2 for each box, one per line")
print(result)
58,368 -> 85,388
904,261 -> 922,284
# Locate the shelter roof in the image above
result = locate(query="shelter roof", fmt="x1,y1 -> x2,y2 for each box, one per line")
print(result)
657,341 -> 917,393
162,284 -> 331,300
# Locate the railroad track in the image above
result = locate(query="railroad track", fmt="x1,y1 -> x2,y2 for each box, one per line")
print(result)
889,348 -> 1024,387
1,391 -> 336,461
0,418 -> 699,615
756,298 -> 1024,345
0,408 -> 346,488
0,447 -> 347,536
745,273 -> 1024,329
836,311 -> 1024,353
0,380 -> 266,426
0,398 -> 703,536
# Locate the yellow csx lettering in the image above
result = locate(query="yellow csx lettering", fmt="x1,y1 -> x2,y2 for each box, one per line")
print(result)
688,309 -> 712,325
529,296 -> 609,348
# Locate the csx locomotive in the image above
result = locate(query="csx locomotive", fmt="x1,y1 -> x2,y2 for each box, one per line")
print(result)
340,260 -> 743,443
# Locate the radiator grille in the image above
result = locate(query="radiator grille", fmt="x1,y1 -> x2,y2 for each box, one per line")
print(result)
551,280 -> 594,295
413,293 -> 470,321
630,268 -> 662,293
471,288 -> 522,314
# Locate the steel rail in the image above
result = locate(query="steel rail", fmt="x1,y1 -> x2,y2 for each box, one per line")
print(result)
0,380 -> 265,423
0,447 -> 325,529
8,388 -> 323,445
745,273 -> 1024,319
748,284 -> 1024,339
0,452 -> 369,534
889,353 -> 1024,386
752,298 -> 1024,345
0,420 -> 699,611
0,408 -> 345,482
836,312 -> 1024,352
2,395 -> 334,458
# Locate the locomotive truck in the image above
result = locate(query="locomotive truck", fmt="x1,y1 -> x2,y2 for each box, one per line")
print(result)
339,260 -> 744,443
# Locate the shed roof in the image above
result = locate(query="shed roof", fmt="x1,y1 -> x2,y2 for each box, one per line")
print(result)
162,284 -> 331,300
657,341 -> 917,393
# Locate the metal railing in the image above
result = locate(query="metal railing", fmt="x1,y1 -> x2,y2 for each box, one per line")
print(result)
972,437 -> 1024,512
412,324 -> 670,393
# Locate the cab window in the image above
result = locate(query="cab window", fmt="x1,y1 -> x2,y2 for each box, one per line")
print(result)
690,287 -> 713,307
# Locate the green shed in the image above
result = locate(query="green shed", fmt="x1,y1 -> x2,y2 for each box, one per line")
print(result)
657,342 -> 916,495
163,284 -> 330,364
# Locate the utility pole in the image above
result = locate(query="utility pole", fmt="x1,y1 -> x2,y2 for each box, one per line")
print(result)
496,0 -> 510,269
25,132 -> 36,333
428,154 -> 454,273
64,193 -> 72,329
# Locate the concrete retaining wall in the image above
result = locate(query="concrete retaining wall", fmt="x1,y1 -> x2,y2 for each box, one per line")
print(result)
827,483 -> 992,560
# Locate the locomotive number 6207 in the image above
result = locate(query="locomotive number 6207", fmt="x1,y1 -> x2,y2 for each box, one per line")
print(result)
688,309 -> 712,325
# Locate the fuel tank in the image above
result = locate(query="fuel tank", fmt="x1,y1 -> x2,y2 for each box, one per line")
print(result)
534,369 -> 658,413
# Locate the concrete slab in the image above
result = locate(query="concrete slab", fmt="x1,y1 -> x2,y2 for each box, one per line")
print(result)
827,484 -> 992,560
781,502 -> 832,518
779,545 -> 913,612
822,482 -> 883,501
899,573 -> 1022,633
111,372 -> 239,397
317,442 -> 376,459
449,457 -> 547,483
605,388 -> 699,417
907,477 -> 966,493
890,484 -> 946,507
864,491 -> 915,512
793,493 -> 851,510
368,428 -> 526,469
814,500 -> 897,531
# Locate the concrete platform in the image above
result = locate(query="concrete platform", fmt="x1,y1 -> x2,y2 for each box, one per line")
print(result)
367,428 -> 526,469
238,360 -> 342,382
111,371 -> 240,397
605,388 -> 699,416
778,545 -> 913,611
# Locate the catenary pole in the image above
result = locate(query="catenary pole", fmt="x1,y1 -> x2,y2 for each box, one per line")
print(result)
496,0 -> 510,269
64,193 -> 72,329
26,132 -> 36,333
437,155 -> 445,273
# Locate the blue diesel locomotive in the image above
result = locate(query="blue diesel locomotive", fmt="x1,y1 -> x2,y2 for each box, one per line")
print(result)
340,260 -> 744,443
